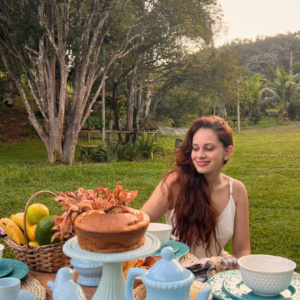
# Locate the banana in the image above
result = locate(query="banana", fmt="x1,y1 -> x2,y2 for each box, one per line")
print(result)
0,218 -> 25,245
10,213 -> 25,230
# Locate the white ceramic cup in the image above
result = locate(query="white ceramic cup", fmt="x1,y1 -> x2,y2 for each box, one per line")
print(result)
0,278 -> 21,300
147,223 -> 172,249
0,244 -> 4,264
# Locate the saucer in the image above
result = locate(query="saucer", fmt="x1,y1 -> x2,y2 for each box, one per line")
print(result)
207,270 -> 236,300
17,290 -> 36,300
153,241 -> 189,259
1,259 -> 29,280
153,240 -> 180,256
207,270 -> 300,300
0,259 -> 13,278
223,272 -> 300,300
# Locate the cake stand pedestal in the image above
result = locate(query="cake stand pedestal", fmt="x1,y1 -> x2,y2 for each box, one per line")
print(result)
63,232 -> 160,300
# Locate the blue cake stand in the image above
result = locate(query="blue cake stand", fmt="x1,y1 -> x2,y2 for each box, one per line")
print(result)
63,232 -> 160,300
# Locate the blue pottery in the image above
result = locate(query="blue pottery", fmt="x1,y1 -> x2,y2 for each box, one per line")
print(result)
124,246 -> 212,300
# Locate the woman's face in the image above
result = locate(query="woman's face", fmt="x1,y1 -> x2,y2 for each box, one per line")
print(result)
191,128 -> 232,175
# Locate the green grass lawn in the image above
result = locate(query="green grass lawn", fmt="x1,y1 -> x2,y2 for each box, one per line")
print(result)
1,123 -> 300,271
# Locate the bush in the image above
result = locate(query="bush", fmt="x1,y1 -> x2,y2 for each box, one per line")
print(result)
24,123 -> 40,139
83,116 -> 103,130
249,110 -> 262,125
135,133 -> 157,159
89,134 -> 159,163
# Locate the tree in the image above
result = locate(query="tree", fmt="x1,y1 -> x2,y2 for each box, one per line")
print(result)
261,68 -> 300,118
0,0 -> 222,163
0,0 -> 158,164
241,74 -> 264,122
106,0 -> 223,135
155,48 -> 246,122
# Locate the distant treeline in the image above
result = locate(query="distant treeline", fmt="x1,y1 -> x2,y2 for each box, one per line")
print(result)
222,31 -> 300,78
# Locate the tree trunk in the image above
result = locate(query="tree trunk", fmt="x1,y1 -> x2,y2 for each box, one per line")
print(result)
126,64 -> 137,142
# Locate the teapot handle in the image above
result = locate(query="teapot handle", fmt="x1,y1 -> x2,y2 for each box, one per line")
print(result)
124,268 -> 146,300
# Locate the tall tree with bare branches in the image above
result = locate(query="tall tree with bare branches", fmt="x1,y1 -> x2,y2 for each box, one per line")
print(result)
0,0 -> 153,163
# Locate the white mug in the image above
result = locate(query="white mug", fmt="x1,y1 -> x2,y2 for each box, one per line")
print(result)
0,278 -> 21,300
0,244 -> 4,264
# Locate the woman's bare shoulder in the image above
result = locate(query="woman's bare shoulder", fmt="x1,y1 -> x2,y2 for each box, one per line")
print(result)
232,178 -> 248,204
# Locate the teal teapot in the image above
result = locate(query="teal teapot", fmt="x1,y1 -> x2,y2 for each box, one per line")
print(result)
124,246 -> 212,300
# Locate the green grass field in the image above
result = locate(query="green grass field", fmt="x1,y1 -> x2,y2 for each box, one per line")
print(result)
0,123 -> 300,271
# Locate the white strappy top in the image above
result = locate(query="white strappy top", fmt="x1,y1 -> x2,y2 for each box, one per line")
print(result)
165,176 -> 236,258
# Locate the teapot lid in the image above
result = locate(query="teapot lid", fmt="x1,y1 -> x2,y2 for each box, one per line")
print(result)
146,246 -> 189,282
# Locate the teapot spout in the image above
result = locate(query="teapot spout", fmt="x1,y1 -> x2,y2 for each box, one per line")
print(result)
197,285 -> 212,300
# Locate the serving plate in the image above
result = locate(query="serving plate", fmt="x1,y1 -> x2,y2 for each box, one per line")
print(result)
1,259 -> 29,280
207,270 -> 300,300
153,240 -> 180,256
0,259 -> 13,278
153,241 -> 189,259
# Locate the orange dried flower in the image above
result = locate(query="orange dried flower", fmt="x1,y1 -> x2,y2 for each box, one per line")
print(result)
51,182 -> 138,243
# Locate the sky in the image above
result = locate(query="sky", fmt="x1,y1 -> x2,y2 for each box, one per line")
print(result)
216,0 -> 300,45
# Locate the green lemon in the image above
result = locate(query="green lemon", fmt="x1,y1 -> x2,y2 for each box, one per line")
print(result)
26,203 -> 49,225
35,215 -> 60,246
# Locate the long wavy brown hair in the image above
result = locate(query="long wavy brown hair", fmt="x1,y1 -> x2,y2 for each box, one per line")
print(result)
164,116 -> 233,256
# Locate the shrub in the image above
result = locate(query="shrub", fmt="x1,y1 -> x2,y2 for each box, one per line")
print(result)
135,133 -> 156,159
84,116 -> 103,130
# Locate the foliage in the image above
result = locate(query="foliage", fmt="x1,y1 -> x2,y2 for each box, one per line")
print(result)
155,47 -> 246,121
92,143 -> 134,163
261,68 -> 300,118
224,31 -> 300,78
91,133 -> 157,162
241,74 -> 265,117
83,116 -> 103,130
135,133 -> 157,159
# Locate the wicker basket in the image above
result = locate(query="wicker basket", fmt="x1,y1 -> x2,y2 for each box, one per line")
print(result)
4,190 -> 71,273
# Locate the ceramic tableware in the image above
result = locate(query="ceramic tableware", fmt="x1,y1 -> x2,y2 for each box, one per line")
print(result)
1,259 -> 29,280
223,272 -> 300,300
71,258 -> 103,287
152,240 -> 180,256
0,260 -> 13,278
238,255 -> 296,297
207,270 -> 300,300
152,240 -> 189,259
125,246 -> 212,300
0,244 -> 4,264
0,277 -> 21,300
47,267 -> 87,300
15,290 -> 36,300
63,232 -> 161,300
147,223 -> 172,248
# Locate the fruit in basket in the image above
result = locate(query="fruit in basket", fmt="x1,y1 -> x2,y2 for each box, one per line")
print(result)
10,213 -> 25,230
27,224 -> 37,241
0,218 -> 25,245
29,241 -> 40,246
26,203 -> 49,225
36,215 -> 59,246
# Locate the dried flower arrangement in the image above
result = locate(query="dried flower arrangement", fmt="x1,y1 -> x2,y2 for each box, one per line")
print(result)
51,182 -> 138,243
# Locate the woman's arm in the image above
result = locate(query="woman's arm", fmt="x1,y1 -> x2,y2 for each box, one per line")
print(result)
141,174 -> 176,222
231,180 -> 251,259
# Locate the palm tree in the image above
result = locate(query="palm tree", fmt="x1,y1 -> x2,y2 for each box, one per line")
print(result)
261,68 -> 300,118
243,74 -> 264,117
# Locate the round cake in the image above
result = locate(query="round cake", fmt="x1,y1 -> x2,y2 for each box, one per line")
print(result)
74,205 -> 150,253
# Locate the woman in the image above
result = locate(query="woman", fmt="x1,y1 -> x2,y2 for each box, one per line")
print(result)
141,116 -> 250,259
